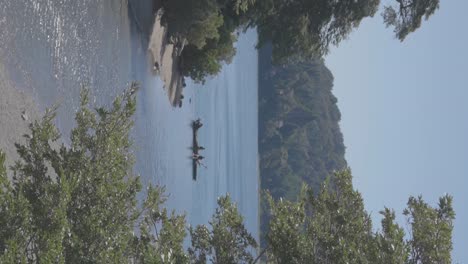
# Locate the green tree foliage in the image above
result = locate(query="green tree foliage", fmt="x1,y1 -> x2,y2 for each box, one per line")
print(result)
188,195 -> 257,264
307,171 -> 376,264
161,0 -> 441,82
258,46 -> 347,248
0,92 -> 257,263
180,23 -> 238,84
404,195 -> 455,264
0,84 -> 189,263
162,0 -> 223,49
218,0 -> 256,15
265,170 -> 375,264
264,192 -> 307,264
259,46 -> 347,201
382,0 -> 440,41
251,0 -> 440,63
251,0 -> 380,64
161,0 -> 254,83
375,208 -> 409,264
0,85 -> 455,263
129,186 -> 189,264
264,169 -> 455,264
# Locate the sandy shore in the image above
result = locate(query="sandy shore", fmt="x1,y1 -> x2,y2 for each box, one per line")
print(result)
0,62 -> 41,174
148,10 -> 184,107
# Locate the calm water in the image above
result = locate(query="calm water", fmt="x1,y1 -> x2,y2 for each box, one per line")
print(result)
0,0 -> 259,242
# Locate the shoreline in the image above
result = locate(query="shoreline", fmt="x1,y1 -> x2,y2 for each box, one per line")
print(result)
0,3 -> 186,175
0,62 -> 41,175
147,9 -> 185,107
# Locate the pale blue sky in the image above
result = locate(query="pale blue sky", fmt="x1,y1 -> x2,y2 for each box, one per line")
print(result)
325,1 -> 467,262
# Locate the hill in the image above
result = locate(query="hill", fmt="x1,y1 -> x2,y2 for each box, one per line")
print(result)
259,44 -> 347,200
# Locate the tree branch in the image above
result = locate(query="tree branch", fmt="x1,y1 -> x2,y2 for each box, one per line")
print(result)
251,246 -> 269,264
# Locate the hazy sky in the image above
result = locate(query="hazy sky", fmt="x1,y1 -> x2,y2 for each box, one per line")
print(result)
325,1 -> 467,262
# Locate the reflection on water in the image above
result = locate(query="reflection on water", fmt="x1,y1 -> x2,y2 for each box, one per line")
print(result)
0,0 -> 258,242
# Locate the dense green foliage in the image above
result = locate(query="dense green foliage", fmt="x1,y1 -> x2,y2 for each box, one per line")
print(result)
188,196 -> 257,264
404,195 -> 455,263
162,0 -> 224,50
258,46 -> 347,248
161,0 -> 253,83
0,86 -> 455,263
0,84 -> 183,263
259,45 -> 346,201
264,170 -> 455,264
251,0 -> 380,64
0,85 -> 256,263
179,20 -> 238,83
161,0 -> 440,82
383,0 -> 440,41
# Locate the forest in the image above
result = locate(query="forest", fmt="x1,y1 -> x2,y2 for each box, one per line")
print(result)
258,44 -> 346,201
258,44 -> 349,247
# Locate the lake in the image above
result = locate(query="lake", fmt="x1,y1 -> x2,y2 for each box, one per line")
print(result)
0,0 -> 259,243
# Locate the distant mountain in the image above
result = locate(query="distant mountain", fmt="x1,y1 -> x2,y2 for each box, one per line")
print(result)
259,44 -> 347,201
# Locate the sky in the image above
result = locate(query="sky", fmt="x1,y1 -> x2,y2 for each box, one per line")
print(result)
325,1 -> 467,262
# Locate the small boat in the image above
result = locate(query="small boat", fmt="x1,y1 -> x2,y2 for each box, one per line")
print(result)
191,119 -> 203,180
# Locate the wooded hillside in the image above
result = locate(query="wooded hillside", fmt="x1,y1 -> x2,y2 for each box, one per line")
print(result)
259,45 -> 347,201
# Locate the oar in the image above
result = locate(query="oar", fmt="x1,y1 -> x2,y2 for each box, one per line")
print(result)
198,162 -> 207,169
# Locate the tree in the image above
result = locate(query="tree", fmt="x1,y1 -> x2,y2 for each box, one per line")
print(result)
163,0 -> 255,83
382,0 -> 440,41
130,186 -> 189,264
264,169 -> 455,264
265,170 -> 376,264
0,84 -> 260,264
251,0 -> 381,64
162,0 -> 223,49
264,191 -> 307,263
217,0 -> 256,16
405,195 -> 454,264
162,0 -> 441,82
375,208 -> 409,264
0,84 -> 188,263
308,170 -> 376,264
180,23 -> 238,84
188,195 -> 257,264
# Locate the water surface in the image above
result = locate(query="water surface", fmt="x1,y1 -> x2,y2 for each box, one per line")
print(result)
0,0 -> 259,242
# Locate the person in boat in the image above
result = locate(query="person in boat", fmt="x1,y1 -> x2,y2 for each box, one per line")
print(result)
153,62 -> 160,72
196,156 -> 204,166
192,153 -> 204,159
192,153 -> 204,161
193,145 -> 205,152
193,119 -> 203,129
